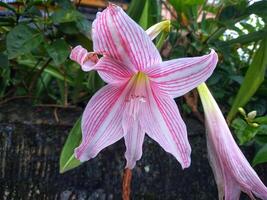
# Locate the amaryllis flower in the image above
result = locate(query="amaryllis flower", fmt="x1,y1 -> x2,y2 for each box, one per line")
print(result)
70,4 -> 218,169
197,83 -> 267,200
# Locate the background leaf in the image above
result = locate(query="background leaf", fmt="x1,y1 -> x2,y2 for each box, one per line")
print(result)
45,39 -> 70,66
253,144 -> 267,166
6,24 -> 44,59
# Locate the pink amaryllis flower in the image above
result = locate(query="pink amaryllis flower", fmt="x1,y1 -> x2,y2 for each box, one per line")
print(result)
70,4 -> 218,169
197,83 -> 267,200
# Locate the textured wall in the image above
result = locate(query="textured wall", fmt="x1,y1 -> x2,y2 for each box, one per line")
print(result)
0,101 -> 266,200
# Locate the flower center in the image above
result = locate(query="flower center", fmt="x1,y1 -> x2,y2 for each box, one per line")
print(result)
125,71 -> 148,120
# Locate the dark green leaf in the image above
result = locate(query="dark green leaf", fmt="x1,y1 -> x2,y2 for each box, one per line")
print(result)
127,0 -> 146,22
60,117 -> 82,173
0,53 -> 9,68
139,0 -> 161,29
51,9 -> 84,24
35,72 -> 53,99
216,29 -> 267,48
45,39 -> 70,66
247,1 -> 267,18
231,117 -> 258,144
253,144 -> 267,166
254,116 -> 267,125
169,0 -> 204,12
6,24 -> 44,59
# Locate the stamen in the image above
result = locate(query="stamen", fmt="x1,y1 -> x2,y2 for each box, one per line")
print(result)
125,72 -> 148,119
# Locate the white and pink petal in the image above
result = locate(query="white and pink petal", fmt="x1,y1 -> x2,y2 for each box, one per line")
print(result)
92,4 -> 161,71
198,83 -> 267,200
146,50 -> 218,98
140,82 -> 191,169
75,84 -> 127,161
70,45 -> 133,84
123,118 -> 145,169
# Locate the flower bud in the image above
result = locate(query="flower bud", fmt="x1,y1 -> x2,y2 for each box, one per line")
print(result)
146,20 -> 171,40
238,107 -> 246,116
247,110 -> 257,120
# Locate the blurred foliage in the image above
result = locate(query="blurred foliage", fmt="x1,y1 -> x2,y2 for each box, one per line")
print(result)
0,0 -> 103,106
1,0 -> 267,170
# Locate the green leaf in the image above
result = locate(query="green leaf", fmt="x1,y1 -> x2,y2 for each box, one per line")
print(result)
227,38 -> 267,122
247,1 -> 267,18
66,33 -> 93,51
45,39 -> 70,66
18,59 -> 76,85
129,0 -> 160,29
253,144 -> 267,166
232,118 -> 253,144
127,0 -> 146,22
0,53 -> 10,97
219,5 -> 244,23
169,0 -> 204,12
6,24 -> 44,59
0,53 -> 9,68
35,72 -> 53,99
51,9 -> 84,24
254,116 -> 267,125
60,117 -> 82,173
216,29 -> 267,48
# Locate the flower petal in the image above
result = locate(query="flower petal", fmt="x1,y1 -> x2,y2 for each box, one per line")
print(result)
198,83 -> 267,200
146,50 -> 218,98
75,84 -> 127,161
123,118 -> 145,169
92,4 -> 161,71
95,56 -> 133,84
70,45 -> 99,71
140,83 -> 191,169
70,45 -> 133,84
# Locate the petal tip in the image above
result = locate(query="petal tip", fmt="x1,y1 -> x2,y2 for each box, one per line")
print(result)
70,45 -> 88,65
181,159 -> 191,169
74,146 -> 89,162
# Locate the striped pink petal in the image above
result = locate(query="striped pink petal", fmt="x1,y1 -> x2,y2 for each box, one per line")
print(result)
139,82 -> 191,169
92,3 -> 161,71
94,56 -> 133,84
70,45 -> 133,84
123,117 -> 145,169
145,50 -> 218,98
70,45 -> 99,72
198,83 -> 267,200
75,84 -> 127,161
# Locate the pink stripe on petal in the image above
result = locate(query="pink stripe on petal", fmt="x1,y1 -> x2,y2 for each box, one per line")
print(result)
140,83 -> 191,169
75,84 -> 127,161
146,50 -> 218,98
92,4 -> 161,71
